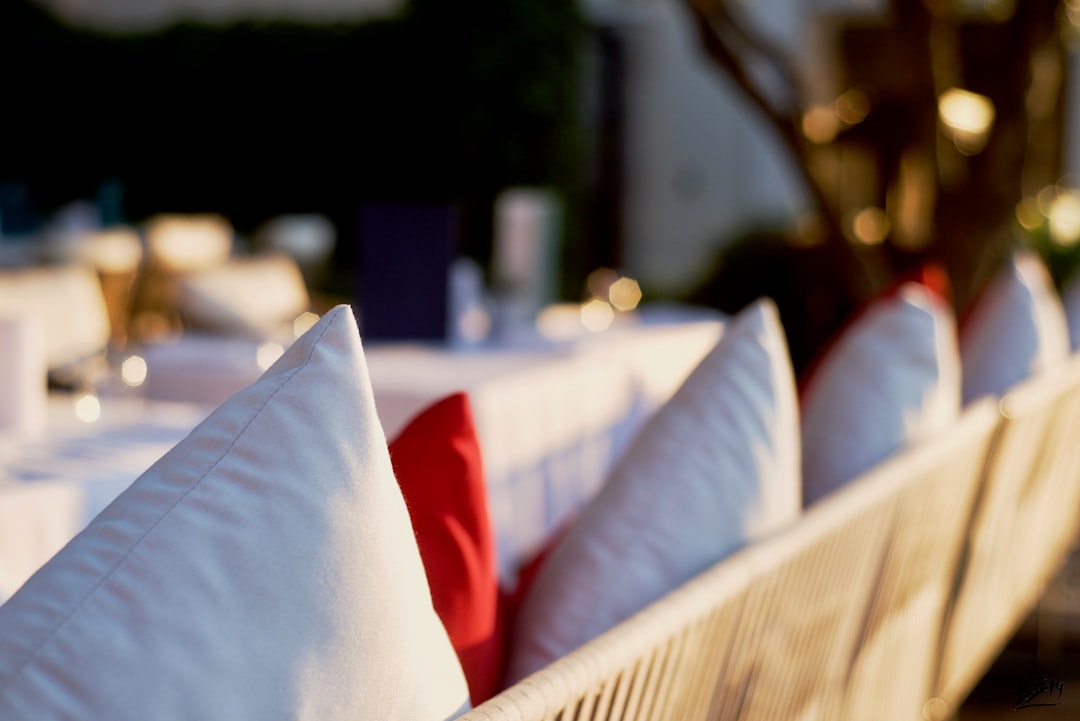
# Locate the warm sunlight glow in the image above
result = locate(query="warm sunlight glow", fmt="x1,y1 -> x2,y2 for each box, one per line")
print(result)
121,355 -> 148,387
75,393 -> 101,424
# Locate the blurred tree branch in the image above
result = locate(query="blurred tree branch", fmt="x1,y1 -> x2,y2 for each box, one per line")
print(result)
681,0 -> 838,240
680,0 -> 1071,367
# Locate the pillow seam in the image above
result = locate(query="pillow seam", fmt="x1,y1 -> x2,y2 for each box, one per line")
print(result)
0,316 -> 335,694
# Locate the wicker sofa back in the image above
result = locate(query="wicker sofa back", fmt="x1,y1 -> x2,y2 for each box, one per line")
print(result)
460,354 -> 1080,721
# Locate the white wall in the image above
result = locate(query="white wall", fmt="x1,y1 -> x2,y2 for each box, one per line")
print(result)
599,0 -> 886,295
609,0 -> 806,295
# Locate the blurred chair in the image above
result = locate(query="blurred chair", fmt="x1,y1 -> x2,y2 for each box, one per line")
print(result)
174,252 -> 311,339
253,214 -> 335,290
131,213 -> 233,341
140,251 -> 314,407
0,264 -> 111,388
67,228 -> 144,352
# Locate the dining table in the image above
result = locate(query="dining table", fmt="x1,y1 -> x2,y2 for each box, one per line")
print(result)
0,308 -> 725,601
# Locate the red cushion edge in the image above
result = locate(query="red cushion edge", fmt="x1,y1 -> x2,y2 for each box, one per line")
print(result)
796,260 -> 952,401
389,391 -> 504,705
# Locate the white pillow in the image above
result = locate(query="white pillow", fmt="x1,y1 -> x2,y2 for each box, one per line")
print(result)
176,253 -> 311,337
0,306 -> 470,721
506,298 -> 800,683
960,250 -> 1069,404
801,281 -> 961,506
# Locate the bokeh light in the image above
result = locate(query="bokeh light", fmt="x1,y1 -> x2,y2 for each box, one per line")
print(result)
938,88 -> 995,134
586,267 -> 619,300
121,355 -> 148,387
580,298 -> 615,332
256,341 -> 285,371
293,311 -> 320,339
803,104 -> 839,145
938,88 -> 995,154
75,393 -> 102,423
609,277 -> 642,312
922,697 -> 950,721
1048,190 -> 1080,246
1037,184 -> 1060,215
1015,197 -> 1043,231
802,88 -> 869,145
834,88 -> 870,125
850,207 -> 890,245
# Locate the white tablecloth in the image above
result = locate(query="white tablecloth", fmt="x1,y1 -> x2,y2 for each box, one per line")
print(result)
0,397 -> 212,602
367,319 -> 728,576
0,315 -> 725,601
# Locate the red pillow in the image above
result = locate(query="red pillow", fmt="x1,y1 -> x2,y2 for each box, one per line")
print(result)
389,392 -> 503,704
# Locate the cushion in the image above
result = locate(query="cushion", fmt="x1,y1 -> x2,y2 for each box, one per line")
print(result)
800,271 -> 961,506
175,253 -> 311,337
960,250 -> 1070,403
389,392 -> 503,704
0,264 -> 111,371
506,297 -> 800,683
0,306 -> 470,721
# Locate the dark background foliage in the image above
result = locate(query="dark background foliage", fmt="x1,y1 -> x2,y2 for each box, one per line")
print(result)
0,0 -> 589,295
